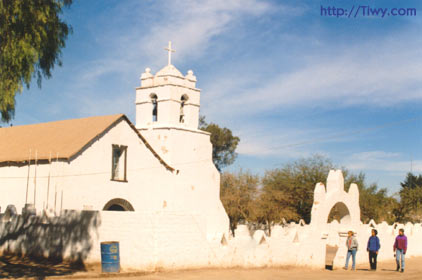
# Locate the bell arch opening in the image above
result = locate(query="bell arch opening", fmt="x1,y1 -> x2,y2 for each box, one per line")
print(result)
179,94 -> 188,123
103,198 -> 135,211
327,202 -> 351,224
150,93 -> 158,122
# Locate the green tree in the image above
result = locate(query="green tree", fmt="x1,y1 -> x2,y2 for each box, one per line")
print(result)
220,170 -> 259,235
261,155 -> 396,224
0,0 -> 72,121
342,171 -> 394,223
199,116 -> 240,171
262,155 -> 334,223
326,172 -> 394,223
400,172 -> 422,189
252,186 -> 298,236
397,172 -> 422,222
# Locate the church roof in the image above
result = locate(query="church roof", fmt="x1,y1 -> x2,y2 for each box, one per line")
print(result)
155,64 -> 183,78
0,114 -> 175,171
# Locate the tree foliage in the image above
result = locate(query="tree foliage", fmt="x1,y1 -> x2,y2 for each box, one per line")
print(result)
220,155 -> 401,235
261,155 -> 334,223
253,184 -> 298,236
396,172 -> 422,222
400,172 -> 422,189
0,0 -> 72,122
199,116 -> 240,171
220,170 -> 259,235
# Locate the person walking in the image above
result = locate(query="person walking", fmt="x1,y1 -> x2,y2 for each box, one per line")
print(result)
344,230 -> 358,270
367,229 -> 380,270
394,228 -> 407,273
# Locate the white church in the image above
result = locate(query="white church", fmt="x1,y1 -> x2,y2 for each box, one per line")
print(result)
0,42 -> 229,240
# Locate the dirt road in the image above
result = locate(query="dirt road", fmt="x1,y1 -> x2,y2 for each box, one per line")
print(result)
69,257 -> 421,280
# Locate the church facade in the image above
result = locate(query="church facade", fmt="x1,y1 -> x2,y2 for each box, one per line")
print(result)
0,55 -> 229,240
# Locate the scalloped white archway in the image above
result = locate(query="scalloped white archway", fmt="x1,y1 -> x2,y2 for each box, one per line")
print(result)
310,170 -> 361,229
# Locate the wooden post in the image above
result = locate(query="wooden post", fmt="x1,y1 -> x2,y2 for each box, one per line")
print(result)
33,150 -> 38,207
46,152 -> 52,209
25,149 -> 31,205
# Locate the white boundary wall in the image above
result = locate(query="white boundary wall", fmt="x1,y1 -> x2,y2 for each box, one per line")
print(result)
1,169 -> 421,271
1,210 -> 421,271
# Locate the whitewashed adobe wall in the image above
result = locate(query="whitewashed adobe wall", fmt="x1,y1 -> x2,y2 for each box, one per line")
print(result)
0,117 -> 228,240
2,210 -> 422,271
0,119 -> 172,215
1,170 -> 422,271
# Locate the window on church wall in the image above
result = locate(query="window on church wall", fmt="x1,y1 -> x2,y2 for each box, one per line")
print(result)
180,94 -> 188,123
111,144 -> 127,182
151,94 -> 158,122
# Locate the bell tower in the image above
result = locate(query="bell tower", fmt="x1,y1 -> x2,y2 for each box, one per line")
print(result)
133,42 -> 230,239
135,42 -> 200,130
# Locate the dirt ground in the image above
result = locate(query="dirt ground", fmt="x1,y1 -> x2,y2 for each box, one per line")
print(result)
63,257 -> 421,280
3,255 -> 422,280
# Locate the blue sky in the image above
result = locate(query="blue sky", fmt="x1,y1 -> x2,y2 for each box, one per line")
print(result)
9,0 -> 422,194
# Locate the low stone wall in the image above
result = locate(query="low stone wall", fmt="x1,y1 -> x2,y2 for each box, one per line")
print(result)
0,210 -> 211,270
1,210 -> 420,271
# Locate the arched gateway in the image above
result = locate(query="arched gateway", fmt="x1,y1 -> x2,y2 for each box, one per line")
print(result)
310,170 -> 360,229
309,170 -> 361,269
103,198 -> 135,211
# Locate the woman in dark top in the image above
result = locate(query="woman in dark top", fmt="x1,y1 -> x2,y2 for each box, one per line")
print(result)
367,229 -> 380,270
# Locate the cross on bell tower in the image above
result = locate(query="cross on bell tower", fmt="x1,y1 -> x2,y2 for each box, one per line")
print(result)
136,41 -> 199,131
164,41 -> 175,66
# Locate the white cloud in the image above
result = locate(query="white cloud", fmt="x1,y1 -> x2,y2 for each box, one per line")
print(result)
77,59 -> 132,85
234,123 -> 338,158
75,91 -> 134,118
139,0 -> 274,68
203,38 -> 422,118
345,150 -> 422,173
64,0 -> 277,116
61,0 -> 276,89
349,151 -> 401,161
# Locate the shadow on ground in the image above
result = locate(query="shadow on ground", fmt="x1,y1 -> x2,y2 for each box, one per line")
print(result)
0,210 -> 100,279
0,253 -> 86,279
